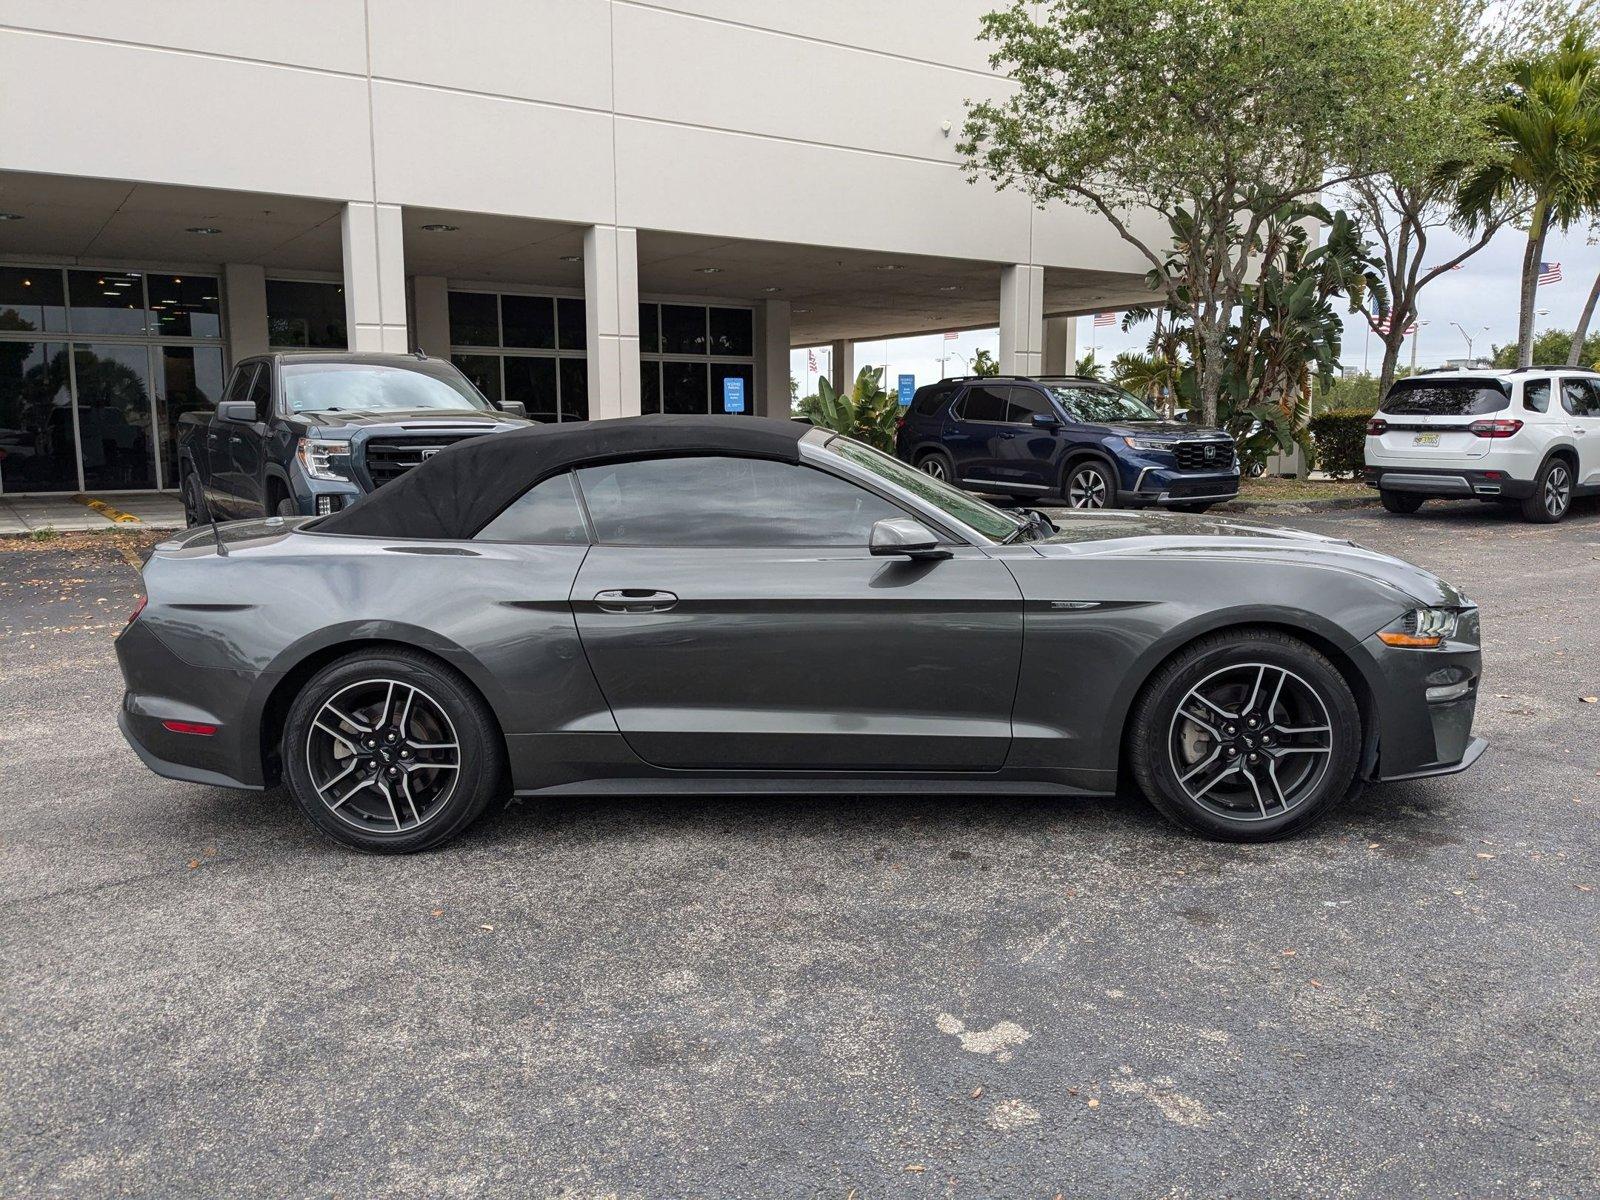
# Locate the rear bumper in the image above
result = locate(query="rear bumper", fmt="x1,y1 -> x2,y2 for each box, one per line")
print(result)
118,708 -> 263,791
1363,465 -> 1534,499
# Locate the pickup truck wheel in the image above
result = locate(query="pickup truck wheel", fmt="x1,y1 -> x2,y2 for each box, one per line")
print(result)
275,496 -> 299,518
180,471 -> 208,527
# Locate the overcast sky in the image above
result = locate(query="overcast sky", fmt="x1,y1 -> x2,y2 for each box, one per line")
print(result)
790,222 -> 1597,397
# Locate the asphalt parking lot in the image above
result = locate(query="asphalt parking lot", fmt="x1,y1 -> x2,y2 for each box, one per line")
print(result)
3,501 -> 1597,1199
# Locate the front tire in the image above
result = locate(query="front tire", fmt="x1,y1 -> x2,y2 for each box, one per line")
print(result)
1127,629 -> 1362,841
1520,457 -> 1572,524
282,649 -> 505,853
1380,490 -> 1425,514
1064,460 -> 1117,509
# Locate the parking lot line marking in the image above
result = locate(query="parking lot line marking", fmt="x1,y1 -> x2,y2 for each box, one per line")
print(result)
72,494 -> 141,524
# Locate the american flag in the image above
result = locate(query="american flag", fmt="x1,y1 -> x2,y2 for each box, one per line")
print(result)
807,349 -> 817,371
944,331 -> 959,340
1093,312 -> 1116,327
1539,261 -> 1562,285
1373,311 -> 1418,336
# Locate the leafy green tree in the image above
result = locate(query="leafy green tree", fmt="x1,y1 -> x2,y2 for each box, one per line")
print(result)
963,0 -> 1491,425
1073,352 -> 1106,381
1490,327 -> 1600,367
796,366 -> 901,450
970,348 -> 1000,377
1456,26 -> 1600,366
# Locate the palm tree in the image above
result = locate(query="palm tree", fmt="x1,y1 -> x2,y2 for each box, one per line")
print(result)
1456,28 -> 1600,367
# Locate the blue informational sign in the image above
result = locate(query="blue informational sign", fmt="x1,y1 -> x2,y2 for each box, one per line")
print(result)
897,374 -> 916,406
722,376 -> 746,413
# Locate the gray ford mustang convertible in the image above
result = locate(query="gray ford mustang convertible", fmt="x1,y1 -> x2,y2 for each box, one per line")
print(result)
116,415 -> 1485,853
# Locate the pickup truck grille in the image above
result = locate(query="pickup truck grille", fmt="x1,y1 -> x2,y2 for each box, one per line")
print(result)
362,434 -> 482,487
1173,441 -> 1235,472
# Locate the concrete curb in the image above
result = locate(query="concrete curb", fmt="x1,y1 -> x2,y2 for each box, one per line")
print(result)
0,521 -> 184,540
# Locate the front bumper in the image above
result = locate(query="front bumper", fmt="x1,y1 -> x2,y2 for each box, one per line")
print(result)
1361,625 -> 1485,782
1126,464 -> 1241,506
1363,465 -> 1534,500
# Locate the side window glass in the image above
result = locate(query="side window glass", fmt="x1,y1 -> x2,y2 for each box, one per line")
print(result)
476,472 -> 590,543
575,456 -> 905,547
959,385 -> 1009,423
1522,379 -> 1550,413
221,363 -> 256,409
246,363 -> 272,421
1006,388 -> 1051,423
1559,379 -> 1598,416
1585,379 -> 1600,417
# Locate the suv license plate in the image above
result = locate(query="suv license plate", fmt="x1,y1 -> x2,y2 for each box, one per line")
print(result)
1413,432 -> 1440,446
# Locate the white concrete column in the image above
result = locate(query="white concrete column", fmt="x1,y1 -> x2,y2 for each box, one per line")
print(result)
1043,314 -> 1076,375
341,201 -> 408,352
755,298 -> 792,418
829,339 -> 855,389
222,263 -> 268,363
411,275 -> 450,360
998,264 -> 1045,375
584,224 -> 640,420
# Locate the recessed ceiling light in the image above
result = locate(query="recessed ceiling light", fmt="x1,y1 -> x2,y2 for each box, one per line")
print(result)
695,266 -> 723,274
559,254 -> 581,262
938,285 -> 959,292
420,223 -> 458,232
0,212 -> 23,221
794,307 -> 810,314
875,264 -> 905,271
186,226 -> 221,235
762,286 -> 782,293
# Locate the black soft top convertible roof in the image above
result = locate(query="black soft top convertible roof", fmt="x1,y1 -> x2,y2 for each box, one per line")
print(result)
314,413 -> 809,540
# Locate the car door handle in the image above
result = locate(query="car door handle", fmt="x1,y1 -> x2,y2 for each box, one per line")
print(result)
592,589 -> 678,613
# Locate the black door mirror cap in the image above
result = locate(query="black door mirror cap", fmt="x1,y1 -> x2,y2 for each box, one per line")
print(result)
218,400 -> 257,424
1031,411 -> 1061,428
498,400 -> 529,418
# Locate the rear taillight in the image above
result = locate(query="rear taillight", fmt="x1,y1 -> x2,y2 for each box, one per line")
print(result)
894,416 -> 906,431
1468,419 -> 1523,438
1366,418 -> 1388,435
127,595 -> 147,624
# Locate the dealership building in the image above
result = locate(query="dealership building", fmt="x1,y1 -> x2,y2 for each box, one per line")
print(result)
0,1 -> 1154,495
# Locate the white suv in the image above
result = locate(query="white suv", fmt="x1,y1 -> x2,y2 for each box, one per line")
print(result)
1363,367 -> 1600,523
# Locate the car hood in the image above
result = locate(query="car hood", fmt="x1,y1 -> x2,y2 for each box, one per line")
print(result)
1028,510 -> 1468,607
294,408 -> 530,433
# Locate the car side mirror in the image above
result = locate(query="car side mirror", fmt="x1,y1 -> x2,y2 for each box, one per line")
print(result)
498,400 -> 528,418
870,517 -> 951,560
218,400 -> 257,424
1030,411 -> 1060,429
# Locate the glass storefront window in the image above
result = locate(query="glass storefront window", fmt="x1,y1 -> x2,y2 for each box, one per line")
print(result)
662,361 -> 709,414
661,305 -> 707,355
556,298 -> 586,351
709,307 -> 753,357
501,294 -> 554,349
452,354 -> 502,404
74,343 -> 156,490
559,359 -> 588,421
155,345 -> 225,490
0,267 -> 68,334
641,360 -> 661,413
267,279 -> 347,348
0,341 -> 76,493
448,291 -> 499,347
639,304 -> 660,354
68,270 -> 147,336
505,356 -> 558,422
148,275 -> 221,339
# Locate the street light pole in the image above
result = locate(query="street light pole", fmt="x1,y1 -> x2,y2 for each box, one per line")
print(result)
1450,321 -> 1474,362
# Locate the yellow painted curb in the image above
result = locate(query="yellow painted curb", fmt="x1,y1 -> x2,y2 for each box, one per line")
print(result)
72,494 -> 141,524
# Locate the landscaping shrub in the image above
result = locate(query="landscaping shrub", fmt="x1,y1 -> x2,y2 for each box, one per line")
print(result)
1308,408 -> 1373,478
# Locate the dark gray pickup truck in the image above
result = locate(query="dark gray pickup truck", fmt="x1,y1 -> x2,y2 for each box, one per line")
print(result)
174,352 -> 531,523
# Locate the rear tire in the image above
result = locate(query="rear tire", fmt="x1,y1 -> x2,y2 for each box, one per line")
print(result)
180,469 -> 208,528
282,649 -> 505,853
915,450 -> 956,484
1380,490 -> 1425,514
1128,629 -> 1362,841
1520,457 -> 1572,524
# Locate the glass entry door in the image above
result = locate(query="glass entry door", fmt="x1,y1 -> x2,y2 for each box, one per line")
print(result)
74,343 -> 157,491
0,341 -> 76,494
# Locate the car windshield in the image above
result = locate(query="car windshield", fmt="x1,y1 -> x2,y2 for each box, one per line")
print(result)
282,363 -> 491,414
1047,383 -> 1160,423
819,435 -> 1027,542
1381,378 -> 1510,417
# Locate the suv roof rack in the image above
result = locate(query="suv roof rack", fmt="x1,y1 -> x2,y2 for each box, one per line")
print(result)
1508,364 -> 1598,373
938,373 -> 1102,384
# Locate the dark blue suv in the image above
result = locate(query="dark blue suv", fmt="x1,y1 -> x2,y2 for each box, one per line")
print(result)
894,375 -> 1239,512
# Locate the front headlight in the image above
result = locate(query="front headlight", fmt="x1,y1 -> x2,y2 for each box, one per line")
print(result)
1378,607 -> 1461,648
297,437 -> 351,482
1123,436 -> 1178,452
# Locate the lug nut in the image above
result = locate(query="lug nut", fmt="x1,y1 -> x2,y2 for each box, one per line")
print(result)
1225,746 -> 1238,757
